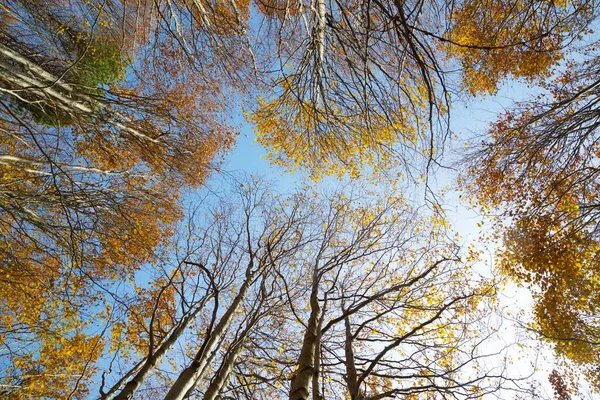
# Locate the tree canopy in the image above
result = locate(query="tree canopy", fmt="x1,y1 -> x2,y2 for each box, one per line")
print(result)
1,0 -> 600,398
465,46 -> 600,392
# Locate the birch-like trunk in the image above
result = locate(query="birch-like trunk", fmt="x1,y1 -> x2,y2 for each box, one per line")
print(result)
0,43 -> 163,144
314,0 -> 326,105
315,0 -> 326,72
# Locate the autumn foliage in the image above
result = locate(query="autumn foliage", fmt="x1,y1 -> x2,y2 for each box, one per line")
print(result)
465,42 -> 600,393
1,0 -> 599,398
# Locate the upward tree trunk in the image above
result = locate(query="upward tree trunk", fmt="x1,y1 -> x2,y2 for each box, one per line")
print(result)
288,301 -> 320,400
344,316 -> 364,400
314,0 -> 326,104
112,357 -> 157,400
202,338 -> 245,400
111,299 -> 208,400
311,324 -> 323,400
289,266 -> 322,400
163,266 -> 255,400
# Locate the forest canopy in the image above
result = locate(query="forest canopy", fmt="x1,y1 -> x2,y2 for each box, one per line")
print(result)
1,0 -> 599,399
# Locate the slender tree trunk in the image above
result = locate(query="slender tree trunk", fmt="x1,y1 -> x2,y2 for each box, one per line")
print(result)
203,338 -> 245,400
163,266 -> 255,400
0,43 -> 78,90
311,328 -> 322,400
203,276 -> 270,400
181,337 -> 220,399
312,294 -> 328,400
314,0 -> 326,71
0,43 -> 163,144
289,267 -> 321,400
99,359 -> 145,400
112,356 -> 157,400
0,59 -> 93,113
314,0 -> 326,104
344,316 -> 364,400
111,300 -> 208,400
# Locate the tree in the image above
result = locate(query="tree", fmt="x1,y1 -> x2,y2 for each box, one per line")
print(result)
249,0 -> 594,178
277,190 -> 513,400
0,1 -> 236,397
88,178 -> 533,400
2,0 -> 598,397
464,44 -> 600,391
91,178 -> 312,400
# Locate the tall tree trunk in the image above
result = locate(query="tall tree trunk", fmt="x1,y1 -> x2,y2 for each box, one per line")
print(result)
289,266 -> 321,400
111,299 -> 208,400
311,326 -> 322,400
203,338 -> 245,400
314,0 -> 326,104
344,316 -> 364,400
163,265 -> 255,400
112,356 -> 157,400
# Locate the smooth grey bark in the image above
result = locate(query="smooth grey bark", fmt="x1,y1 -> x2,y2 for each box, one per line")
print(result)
202,338 -> 244,400
111,356 -> 158,400
314,0 -> 326,105
98,359 -> 145,400
110,298 -> 210,400
203,278 -> 270,400
311,330 -> 322,400
288,264 -> 322,400
163,264 -> 256,400
181,335 -> 221,399
311,293 -> 328,400
344,316 -> 365,400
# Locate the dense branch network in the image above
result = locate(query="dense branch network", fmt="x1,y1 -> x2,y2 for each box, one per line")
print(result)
0,0 -> 598,398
